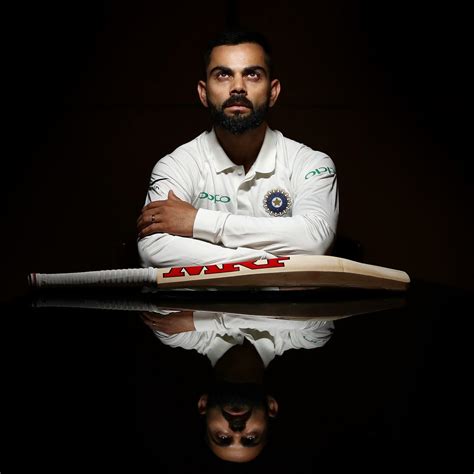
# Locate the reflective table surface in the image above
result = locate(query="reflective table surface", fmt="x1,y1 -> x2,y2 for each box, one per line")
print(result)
2,282 -> 470,472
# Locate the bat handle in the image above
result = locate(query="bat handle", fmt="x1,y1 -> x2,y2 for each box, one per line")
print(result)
28,268 -> 158,288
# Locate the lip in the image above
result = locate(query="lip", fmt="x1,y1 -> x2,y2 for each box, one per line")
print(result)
223,407 -> 250,416
225,105 -> 250,110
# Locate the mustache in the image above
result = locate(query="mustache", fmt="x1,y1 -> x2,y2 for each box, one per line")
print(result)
222,409 -> 253,432
222,95 -> 254,109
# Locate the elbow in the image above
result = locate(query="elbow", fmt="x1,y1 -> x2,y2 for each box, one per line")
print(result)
137,235 -> 167,268
302,232 -> 335,255
298,218 -> 336,255
137,237 -> 154,267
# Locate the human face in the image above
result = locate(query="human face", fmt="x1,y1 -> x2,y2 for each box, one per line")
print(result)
205,405 -> 268,462
198,384 -> 278,462
197,43 -> 281,134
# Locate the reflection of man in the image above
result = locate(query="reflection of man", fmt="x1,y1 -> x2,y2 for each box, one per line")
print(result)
141,308 -> 333,462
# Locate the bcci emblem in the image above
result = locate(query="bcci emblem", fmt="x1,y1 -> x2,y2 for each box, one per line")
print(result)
263,189 -> 292,216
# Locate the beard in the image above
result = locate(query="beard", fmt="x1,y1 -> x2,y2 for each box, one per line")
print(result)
206,381 -> 267,411
208,94 -> 270,135
205,381 -> 270,432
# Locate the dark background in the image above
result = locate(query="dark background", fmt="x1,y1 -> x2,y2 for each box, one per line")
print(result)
2,2 -> 471,470
3,0 -> 472,301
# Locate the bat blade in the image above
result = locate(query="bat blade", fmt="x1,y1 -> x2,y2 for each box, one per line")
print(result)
154,255 -> 410,290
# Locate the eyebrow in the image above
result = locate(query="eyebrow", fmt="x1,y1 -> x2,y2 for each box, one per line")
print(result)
208,65 -> 268,77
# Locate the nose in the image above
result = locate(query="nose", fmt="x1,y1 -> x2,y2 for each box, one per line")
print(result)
230,74 -> 247,95
229,418 -> 246,432
223,409 -> 252,432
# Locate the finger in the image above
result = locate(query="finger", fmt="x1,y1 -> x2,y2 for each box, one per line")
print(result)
138,221 -> 153,237
138,203 -> 162,226
168,190 -> 182,201
141,314 -> 165,328
137,214 -> 146,229
137,215 -> 149,232
141,200 -> 165,212
137,211 -> 161,232
138,223 -> 164,239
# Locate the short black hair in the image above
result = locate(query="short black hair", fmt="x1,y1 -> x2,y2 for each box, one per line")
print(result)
203,29 -> 274,78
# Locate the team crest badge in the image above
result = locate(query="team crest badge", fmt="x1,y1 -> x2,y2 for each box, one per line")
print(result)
263,189 -> 292,216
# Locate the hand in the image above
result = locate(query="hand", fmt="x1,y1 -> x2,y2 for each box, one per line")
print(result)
141,310 -> 196,335
137,190 -> 198,239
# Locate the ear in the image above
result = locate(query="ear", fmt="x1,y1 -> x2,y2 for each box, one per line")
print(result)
197,80 -> 208,108
269,79 -> 281,108
197,394 -> 208,414
266,395 -> 279,418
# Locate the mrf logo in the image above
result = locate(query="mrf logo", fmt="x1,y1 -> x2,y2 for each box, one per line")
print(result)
163,257 -> 291,278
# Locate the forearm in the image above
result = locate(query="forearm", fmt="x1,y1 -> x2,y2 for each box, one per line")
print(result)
152,330 -> 210,353
193,210 -> 336,255
275,322 -> 335,354
193,312 -> 331,332
138,232 -> 276,268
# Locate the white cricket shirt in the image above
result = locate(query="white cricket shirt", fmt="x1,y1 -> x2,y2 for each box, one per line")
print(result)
138,127 -> 338,267
153,309 -> 335,367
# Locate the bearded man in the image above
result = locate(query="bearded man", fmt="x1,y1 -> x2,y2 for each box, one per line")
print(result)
137,29 -> 338,267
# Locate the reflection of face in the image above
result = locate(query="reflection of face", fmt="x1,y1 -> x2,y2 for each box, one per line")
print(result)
198,382 -> 278,463
206,405 -> 268,462
198,42 -> 280,135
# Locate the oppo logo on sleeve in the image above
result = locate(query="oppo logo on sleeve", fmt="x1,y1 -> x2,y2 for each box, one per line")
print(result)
305,166 -> 336,179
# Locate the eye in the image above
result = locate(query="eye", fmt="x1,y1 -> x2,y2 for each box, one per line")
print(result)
216,71 -> 231,80
241,434 -> 259,446
246,70 -> 261,80
216,435 -> 232,446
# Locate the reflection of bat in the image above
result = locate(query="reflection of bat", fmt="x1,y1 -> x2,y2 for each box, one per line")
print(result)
28,255 -> 410,291
32,293 -> 407,321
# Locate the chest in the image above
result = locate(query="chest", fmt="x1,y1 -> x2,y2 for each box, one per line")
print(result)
191,162 -> 294,217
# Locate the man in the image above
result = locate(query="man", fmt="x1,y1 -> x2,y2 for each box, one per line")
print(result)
137,30 -> 338,267
141,307 -> 334,462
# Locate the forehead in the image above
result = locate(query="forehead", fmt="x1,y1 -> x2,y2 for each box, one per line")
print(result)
207,43 -> 268,72
211,443 -> 264,462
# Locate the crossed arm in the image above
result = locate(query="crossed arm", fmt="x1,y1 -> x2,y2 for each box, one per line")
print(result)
137,190 -> 197,239
141,310 -> 335,355
137,190 -> 276,267
136,153 -> 338,268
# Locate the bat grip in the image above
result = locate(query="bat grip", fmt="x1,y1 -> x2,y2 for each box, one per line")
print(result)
32,296 -> 163,312
29,268 -> 158,288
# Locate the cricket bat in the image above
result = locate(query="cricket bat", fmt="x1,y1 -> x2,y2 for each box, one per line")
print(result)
28,255 -> 410,291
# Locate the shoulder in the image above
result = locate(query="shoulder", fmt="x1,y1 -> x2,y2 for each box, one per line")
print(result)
167,131 -> 209,162
274,130 -> 335,169
154,131 -> 208,170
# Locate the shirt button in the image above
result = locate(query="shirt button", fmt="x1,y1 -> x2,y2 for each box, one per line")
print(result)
237,170 -> 243,176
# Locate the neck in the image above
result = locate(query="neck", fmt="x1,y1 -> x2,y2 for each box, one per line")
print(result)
214,122 -> 267,173
214,339 -> 265,384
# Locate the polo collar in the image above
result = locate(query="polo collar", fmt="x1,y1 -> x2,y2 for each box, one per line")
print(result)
206,127 -> 277,174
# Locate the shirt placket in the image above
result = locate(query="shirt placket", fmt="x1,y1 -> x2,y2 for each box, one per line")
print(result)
234,167 -> 256,215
